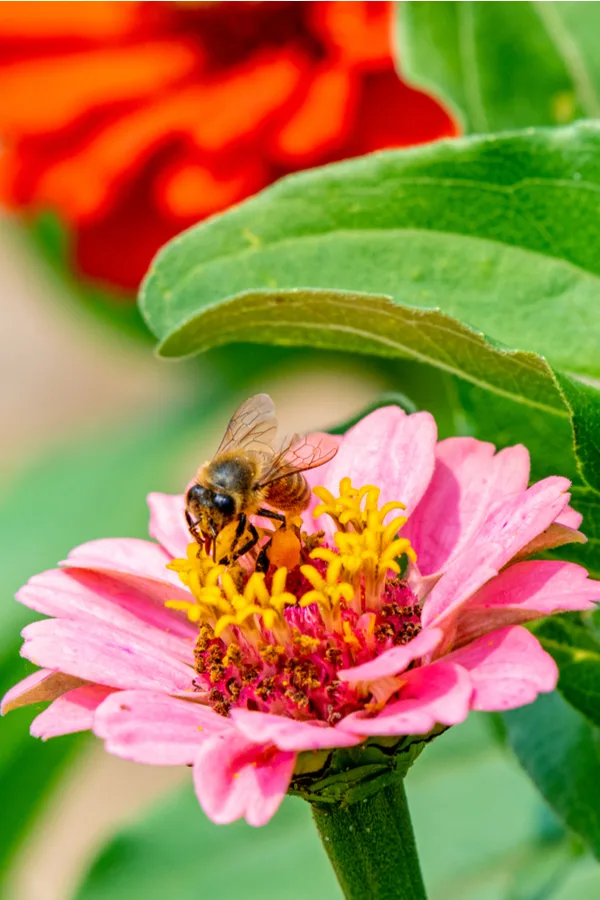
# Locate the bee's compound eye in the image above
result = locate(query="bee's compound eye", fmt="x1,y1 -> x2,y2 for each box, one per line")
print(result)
186,484 -> 208,506
213,493 -> 235,516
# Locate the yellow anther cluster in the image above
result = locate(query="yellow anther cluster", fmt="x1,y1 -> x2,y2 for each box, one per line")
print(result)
306,479 -> 416,613
166,544 -> 297,637
313,478 -> 407,532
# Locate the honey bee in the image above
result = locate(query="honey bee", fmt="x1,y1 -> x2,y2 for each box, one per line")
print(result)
185,393 -> 338,564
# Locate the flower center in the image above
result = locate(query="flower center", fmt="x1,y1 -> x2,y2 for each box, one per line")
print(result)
166,480 -> 421,724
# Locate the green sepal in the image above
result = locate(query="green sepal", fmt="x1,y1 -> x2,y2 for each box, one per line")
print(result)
290,731 -> 443,806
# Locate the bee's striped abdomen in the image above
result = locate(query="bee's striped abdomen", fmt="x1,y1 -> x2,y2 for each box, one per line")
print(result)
265,472 -> 310,515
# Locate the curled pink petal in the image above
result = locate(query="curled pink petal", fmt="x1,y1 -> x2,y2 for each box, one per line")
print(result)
194,732 -> 295,826
337,627 -> 443,683
556,505 -> 583,529
21,619 -> 193,692
31,685 -> 114,739
18,568 -> 196,657
64,538 -> 182,589
454,560 -> 600,646
230,708 -> 361,751
147,492 -> 190,559
1,668 -> 85,715
318,406 -> 437,520
340,661 -> 472,737
448,625 -> 557,711
94,691 -> 230,764
406,438 -> 530,575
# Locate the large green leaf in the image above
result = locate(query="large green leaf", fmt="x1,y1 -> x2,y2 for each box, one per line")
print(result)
396,2 -> 600,133
75,714 -> 597,900
141,122 -> 600,378
504,691 -> 600,861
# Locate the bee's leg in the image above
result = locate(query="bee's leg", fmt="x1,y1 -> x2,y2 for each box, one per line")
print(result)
255,542 -> 271,574
185,510 -> 203,544
230,523 -> 260,563
226,514 -> 247,562
256,507 -> 286,526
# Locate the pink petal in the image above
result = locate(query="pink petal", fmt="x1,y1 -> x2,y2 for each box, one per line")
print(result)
94,690 -> 230,764
405,439 -> 530,574
556,505 -> 583,529
63,538 -> 182,590
455,560 -> 600,645
316,407 -> 437,527
469,476 -> 572,571
1,668 -> 86,714
18,568 -> 196,660
194,731 -> 295,826
147,492 -> 190,559
31,685 -> 114,739
447,625 -> 557,711
230,709 -> 361,751
339,660 -> 472,737
21,618 -> 193,693
337,627 -> 443,683
421,543 -> 502,630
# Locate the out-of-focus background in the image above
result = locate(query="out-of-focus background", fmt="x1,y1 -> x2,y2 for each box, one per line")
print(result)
3,3 -> 600,899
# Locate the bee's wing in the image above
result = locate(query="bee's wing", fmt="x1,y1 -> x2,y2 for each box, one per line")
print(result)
259,432 -> 339,486
216,393 -> 278,455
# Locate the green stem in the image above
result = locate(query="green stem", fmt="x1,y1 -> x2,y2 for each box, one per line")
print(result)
311,779 -> 427,900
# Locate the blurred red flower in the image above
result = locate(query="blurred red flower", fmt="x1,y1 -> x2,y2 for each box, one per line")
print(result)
0,1 -> 456,293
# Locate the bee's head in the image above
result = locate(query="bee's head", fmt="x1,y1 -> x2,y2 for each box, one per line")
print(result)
186,483 -> 237,534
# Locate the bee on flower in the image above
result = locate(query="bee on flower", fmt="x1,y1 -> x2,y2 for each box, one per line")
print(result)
3,402 -> 598,826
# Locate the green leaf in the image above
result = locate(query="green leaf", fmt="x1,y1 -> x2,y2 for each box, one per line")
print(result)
140,122 -> 600,379
396,2 -> 600,133
530,616 -> 600,731
504,691 -> 600,861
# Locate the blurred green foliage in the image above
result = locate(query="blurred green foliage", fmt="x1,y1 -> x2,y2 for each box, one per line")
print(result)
397,1 -> 600,133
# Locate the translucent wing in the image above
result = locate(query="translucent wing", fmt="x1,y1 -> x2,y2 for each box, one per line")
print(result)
216,393 -> 278,455
259,432 -> 339,486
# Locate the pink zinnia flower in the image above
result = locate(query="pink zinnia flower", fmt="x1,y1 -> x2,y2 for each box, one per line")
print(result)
3,406 -> 599,826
